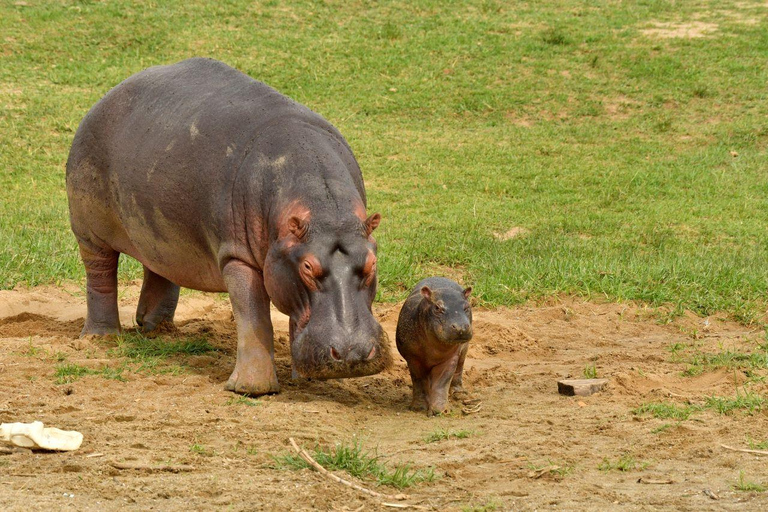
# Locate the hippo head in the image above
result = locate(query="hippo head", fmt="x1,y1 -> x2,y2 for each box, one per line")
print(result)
420,285 -> 473,344
263,204 -> 391,379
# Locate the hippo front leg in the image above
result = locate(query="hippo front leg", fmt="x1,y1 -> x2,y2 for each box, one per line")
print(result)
222,260 -> 279,396
427,357 -> 460,416
450,342 -> 469,395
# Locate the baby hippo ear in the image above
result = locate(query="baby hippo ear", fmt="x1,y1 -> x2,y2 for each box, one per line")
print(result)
463,287 -> 472,300
365,213 -> 381,236
288,216 -> 308,240
420,286 -> 433,302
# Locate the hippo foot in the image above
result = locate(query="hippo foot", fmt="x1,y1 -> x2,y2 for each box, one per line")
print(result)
80,323 -> 121,338
450,385 -> 468,397
138,319 -> 178,335
427,407 -> 449,417
225,367 -> 280,397
408,398 -> 428,412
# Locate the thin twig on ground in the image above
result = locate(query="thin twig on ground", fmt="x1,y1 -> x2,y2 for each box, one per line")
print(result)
287,437 -> 414,504
109,461 -> 195,472
721,444 -> 768,456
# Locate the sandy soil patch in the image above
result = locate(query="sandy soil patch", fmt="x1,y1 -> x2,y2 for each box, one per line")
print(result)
641,22 -> 719,39
1,285 -> 768,510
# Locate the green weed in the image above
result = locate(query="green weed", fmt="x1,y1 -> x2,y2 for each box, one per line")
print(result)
461,500 -> 501,512
746,437 -> 768,450
651,423 -> 675,434
583,364 -> 598,379
107,331 -> 215,375
226,396 -> 260,407
704,392 -> 765,415
633,402 -> 697,421
734,471 -> 766,492
190,444 -> 214,457
424,428 -> 474,443
274,440 -> 435,489
598,454 -> 648,472
54,362 -> 126,384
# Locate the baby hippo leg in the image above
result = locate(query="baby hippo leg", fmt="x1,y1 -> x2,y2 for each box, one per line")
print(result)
407,365 -> 429,411
450,342 -> 469,395
427,358 -> 460,416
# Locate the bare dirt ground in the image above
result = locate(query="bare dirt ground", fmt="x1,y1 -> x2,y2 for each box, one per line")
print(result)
1,284 -> 768,511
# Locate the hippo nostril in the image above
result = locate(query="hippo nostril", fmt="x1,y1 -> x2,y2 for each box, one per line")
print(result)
330,347 -> 342,362
366,346 -> 376,361
451,323 -> 459,332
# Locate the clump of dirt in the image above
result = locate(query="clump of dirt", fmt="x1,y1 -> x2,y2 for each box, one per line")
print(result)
1,285 -> 768,510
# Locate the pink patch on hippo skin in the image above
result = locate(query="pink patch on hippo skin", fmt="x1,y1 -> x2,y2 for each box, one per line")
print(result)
362,250 -> 377,287
299,253 -> 322,291
364,213 -> 381,237
276,200 -> 311,246
353,200 -> 368,223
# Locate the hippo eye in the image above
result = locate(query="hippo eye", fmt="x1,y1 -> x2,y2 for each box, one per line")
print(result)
433,304 -> 444,315
302,260 -> 312,272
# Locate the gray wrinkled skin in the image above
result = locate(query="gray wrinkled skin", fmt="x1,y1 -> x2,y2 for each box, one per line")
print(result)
66,58 -> 391,396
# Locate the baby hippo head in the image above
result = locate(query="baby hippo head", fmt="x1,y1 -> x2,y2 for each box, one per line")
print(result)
420,284 -> 473,343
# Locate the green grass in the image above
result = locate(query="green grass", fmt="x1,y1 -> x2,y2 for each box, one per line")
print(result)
683,348 -> 768,376
635,391 -> 766,420
583,364 -> 598,379
704,392 -> 765,415
598,454 -> 649,472
54,362 -> 126,384
650,423 -> 676,434
734,471 -> 767,492
274,439 -> 435,489
112,331 -> 216,359
107,331 -> 216,374
2,1 -> 768,319
747,437 -> 768,450
53,332 -> 215,383
461,500 -> 501,512
633,402 -> 697,421
225,395 -> 260,407
424,428 -> 474,443
190,443 -> 215,457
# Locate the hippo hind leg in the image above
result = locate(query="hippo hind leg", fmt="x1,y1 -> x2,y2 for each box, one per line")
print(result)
79,241 -> 121,337
136,266 -> 180,332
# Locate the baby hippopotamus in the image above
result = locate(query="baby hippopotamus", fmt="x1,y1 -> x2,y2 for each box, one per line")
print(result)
396,277 -> 473,415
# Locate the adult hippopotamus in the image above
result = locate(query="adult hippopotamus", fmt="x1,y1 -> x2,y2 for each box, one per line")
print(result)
66,58 -> 391,396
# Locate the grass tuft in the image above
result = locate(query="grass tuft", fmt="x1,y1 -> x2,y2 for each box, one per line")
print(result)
598,454 -> 648,472
633,402 -> 697,421
583,364 -> 598,379
704,392 -> 764,415
734,471 -> 766,492
424,428 -> 474,443
225,395 -> 260,407
274,439 -> 435,489
54,362 -> 126,384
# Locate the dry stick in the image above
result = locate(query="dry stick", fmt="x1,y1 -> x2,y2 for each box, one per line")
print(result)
721,444 -> 768,456
288,437 -> 389,499
109,462 -> 195,473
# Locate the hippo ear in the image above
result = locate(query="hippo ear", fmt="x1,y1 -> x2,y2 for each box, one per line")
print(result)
365,213 -> 381,236
288,216 -> 308,240
420,286 -> 433,302
463,287 -> 472,300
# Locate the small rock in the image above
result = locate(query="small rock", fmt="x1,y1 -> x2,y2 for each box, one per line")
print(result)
557,378 -> 608,396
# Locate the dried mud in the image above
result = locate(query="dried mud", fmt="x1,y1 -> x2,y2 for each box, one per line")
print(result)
1,284 -> 767,511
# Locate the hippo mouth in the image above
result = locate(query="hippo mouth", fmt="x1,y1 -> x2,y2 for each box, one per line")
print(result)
291,329 -> 392,380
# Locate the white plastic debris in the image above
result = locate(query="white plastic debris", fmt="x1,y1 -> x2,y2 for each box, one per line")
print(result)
0,421 -> 83,451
